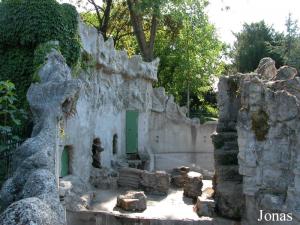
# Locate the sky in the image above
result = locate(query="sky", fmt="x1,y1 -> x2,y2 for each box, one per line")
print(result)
206,0 -> 300,45
61,0 -> 300,45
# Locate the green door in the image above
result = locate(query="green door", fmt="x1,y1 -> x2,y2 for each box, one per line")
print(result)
60,147 -> 69,177
126,110 -> 139,154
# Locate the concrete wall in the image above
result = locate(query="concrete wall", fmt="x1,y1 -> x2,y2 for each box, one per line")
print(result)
149,111 -> 216,174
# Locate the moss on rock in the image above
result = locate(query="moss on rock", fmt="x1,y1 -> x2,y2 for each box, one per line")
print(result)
251,109 -> 269,141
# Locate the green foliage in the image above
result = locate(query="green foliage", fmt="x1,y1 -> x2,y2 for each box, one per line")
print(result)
0,0 -> 80,107
32,41 -> 61,82
232,21 -> 285,73
155,0 -> 223,117
0,80 -> 27,151
0,47 -> 34,106
277,14 -> 300,72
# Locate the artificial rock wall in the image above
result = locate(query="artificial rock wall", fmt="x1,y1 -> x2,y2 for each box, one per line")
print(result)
0,19 -> 216,224
214,58 -> 300,225
61,21 -> 215,183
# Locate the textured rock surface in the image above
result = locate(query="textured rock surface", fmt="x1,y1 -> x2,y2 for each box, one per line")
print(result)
255,57 -> 277,79
171,166 -> 190,188
183,172 -> 203,198
215,59 -> 300,224
274,65 -> 298,80
0,50 -> 81,225
237,72 -> 300,224
116,191 -> 147,212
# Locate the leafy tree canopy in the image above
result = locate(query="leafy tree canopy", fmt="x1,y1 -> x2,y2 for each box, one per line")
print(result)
155,0 -> 224,118
232,21 -> 284,73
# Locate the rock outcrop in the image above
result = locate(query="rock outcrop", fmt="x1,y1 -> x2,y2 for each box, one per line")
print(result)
0,50 -> 81,225
255,57 -> 277,79
215,59 -> 300,224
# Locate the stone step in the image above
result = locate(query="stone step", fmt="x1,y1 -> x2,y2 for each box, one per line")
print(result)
215,165 -> 242,182
223,141 -> 238,151
214,150 -> 238,166
212,132 -> 238,149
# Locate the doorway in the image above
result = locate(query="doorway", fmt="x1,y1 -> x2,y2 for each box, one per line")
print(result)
126,110 -> 139,154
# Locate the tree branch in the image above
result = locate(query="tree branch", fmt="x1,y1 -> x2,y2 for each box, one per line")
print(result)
88,0 -> 103,33
100,0 -> 113,40
148,13 -> 158,60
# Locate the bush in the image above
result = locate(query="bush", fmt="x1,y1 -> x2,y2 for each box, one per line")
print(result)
0,80 -> 27,151
0,0 -> 80,106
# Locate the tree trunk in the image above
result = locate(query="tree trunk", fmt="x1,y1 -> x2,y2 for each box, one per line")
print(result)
100,0 -> 113,40
126,0 -> 158,62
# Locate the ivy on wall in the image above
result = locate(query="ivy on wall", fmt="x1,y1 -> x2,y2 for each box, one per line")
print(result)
0,0 -> 80,108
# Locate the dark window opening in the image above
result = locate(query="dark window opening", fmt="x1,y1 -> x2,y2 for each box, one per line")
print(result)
113,134 -> 118,155
92,138 -> 104,168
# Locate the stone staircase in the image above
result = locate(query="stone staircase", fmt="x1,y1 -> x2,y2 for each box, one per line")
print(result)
212,126 -> 244,220
211,75 -> 244,221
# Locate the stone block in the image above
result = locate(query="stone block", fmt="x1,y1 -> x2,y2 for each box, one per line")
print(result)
183,171 -> 203,198
171,166 -> 190,188
195,196 -> 215,217
140,171 -> 170,195
116,191 -> 147,212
